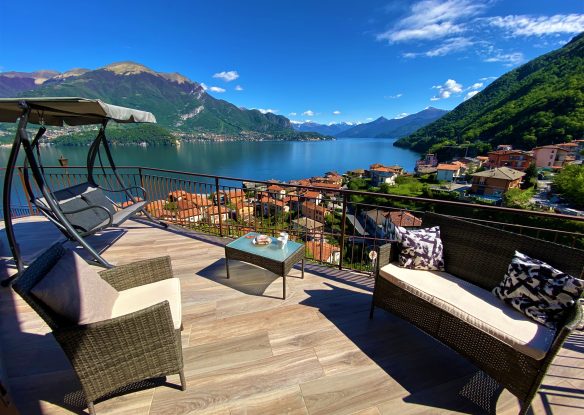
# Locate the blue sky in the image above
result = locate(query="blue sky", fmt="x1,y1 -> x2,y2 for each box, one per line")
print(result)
1,0 -> 583,124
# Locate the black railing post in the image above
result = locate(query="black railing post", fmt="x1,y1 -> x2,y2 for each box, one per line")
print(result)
215,176 -> 223,237
339,192 -> 347,270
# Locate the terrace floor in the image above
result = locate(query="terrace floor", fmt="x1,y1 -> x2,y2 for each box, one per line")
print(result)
1,217 -> 583,415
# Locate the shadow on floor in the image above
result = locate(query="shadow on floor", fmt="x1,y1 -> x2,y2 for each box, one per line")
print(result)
196,259 -> 282,299
300,282 -> 510,415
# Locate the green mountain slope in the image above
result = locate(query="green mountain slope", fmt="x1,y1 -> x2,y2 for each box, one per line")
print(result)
5,62 -> 324,141
396,33 -> 584,153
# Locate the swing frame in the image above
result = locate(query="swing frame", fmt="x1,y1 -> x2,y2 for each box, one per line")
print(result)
1,97 -> 166,281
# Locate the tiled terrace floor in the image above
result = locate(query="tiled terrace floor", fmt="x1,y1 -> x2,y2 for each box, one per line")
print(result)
1,217 -> 583,415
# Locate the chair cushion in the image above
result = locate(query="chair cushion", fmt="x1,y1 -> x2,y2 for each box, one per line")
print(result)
493,251 -> 584,329
81,187 -> 116,218
111,278 -> 182,330
380,263 -> 556,360
395,226 -> 445,271
31,250 -> 119,325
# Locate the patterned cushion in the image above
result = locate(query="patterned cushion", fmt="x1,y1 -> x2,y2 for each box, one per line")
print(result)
395,226 -> 445,271
493,251 -> 584,329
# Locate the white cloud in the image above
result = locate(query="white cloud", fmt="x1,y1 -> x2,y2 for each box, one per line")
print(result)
395,113 -> 409,119
377,0 -> 486,43
487,14 -> 584,37
289,120 -> 303,125
234,85 -> 244,91
303,110 -> 315,117
366,117 -> 374,121
469,82 -> 483,90
333,110 -> 341,115
213,70 -> 239,82
431,78 -> 462,100
484,51 -> 524,66
254,108 -> 278,114
385,93 -> 403,99
464,90 -> 480,100
479,76 -> 497,82
426,36 -> 474,57
288,112 -> 297,116
208,86 -> 226,93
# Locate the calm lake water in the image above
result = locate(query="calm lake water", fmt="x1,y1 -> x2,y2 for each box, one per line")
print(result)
1,137 -> 420,182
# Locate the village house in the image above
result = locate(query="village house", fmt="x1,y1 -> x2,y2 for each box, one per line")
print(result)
362,209 -> 422,239
533,145 -> 570,169
311,182 -> 341,197
225,189 -> 246,207
496,144 -> 513,151
300,190 -> 323,205
267,184 -> 287,200
470,167 -> 525,196
234,204 -> 255,223
574,139 -> 584,160
347,168 -> 365,178
415,153 -> 439,174
175,205 -> 202,224
368,165 -> 402,186
301,201 -> 331,223
436,163 -> 464,182
205,205 -> 230,224
306,240 -> 340,265
291,217 -> 324,239
557,142 -> 580,160
258,195 -> 290,216
486,150 -> 534,171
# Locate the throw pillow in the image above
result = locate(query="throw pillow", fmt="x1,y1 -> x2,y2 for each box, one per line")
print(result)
493,251 -> 584,328
395,226 -> 445,271
31,250 -> 119,325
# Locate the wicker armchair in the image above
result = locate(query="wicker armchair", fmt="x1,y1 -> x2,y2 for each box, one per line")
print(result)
12,243 -> 185,415
370,212 -> 584,415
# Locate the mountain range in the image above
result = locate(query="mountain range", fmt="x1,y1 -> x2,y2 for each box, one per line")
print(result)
291,121 -> 355,136
396,32 -> 584,153
0,62 -> 325,141
338,107 -> 448,138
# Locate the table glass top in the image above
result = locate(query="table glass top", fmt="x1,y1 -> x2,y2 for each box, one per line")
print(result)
226,232 -> 304,262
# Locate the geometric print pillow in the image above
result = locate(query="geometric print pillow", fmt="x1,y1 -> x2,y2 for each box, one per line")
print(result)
395,226 -> 445,271
493,251 -> 584,329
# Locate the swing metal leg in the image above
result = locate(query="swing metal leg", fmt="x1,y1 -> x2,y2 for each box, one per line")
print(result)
140,208 -> 169,228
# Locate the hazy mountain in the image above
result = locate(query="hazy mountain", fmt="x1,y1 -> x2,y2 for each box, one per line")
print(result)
0,62 -> 325,141
292,121 -> 355,135
338,107 -> 448,138
396,33 -> 584,152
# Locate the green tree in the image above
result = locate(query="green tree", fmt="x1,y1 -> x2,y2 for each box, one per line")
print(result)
553,164 -> 584,208
503,188 -> 536,209
522,163 -> 538,189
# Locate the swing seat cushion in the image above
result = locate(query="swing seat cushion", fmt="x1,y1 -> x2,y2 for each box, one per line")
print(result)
110,200 -> 147,227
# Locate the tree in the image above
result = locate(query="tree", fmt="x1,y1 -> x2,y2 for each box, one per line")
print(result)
503,188 -> 535,209
522,163 -> 538,189
553,164 -> 584,208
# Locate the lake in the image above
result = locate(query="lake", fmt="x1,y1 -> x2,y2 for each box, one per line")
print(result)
0,137 -> 420,182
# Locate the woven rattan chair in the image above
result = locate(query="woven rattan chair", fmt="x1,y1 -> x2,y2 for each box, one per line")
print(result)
370,212 -> 584,415
12,243 -> 185,415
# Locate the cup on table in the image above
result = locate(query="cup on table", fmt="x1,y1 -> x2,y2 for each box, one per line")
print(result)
277,236 -> 287,249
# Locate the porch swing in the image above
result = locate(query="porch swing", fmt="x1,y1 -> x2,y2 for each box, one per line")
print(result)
1,97 -> 167,277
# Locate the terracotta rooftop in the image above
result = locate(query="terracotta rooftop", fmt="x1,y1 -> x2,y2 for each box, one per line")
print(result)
386,211 -> 423,228
306,240 -> 339,263
437,163 -> 460,171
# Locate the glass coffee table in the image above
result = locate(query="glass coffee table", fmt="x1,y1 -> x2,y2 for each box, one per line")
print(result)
224,232 -> 305,299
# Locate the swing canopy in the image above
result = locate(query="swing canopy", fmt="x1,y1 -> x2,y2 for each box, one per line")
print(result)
0,97 -> 156,126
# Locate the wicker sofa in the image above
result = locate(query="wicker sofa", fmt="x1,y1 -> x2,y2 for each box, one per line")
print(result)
12,244 -> 185,415
370,212 -> 584,415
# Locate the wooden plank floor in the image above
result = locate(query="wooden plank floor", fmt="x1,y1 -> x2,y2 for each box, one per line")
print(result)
1,217 -> 583,415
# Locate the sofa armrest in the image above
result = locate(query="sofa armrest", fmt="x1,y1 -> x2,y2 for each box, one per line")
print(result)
375,242 -> 397,275
99,256 -> 173,291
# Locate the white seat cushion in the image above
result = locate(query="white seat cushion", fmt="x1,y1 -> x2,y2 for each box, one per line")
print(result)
380,263 -> 556,360
111,278 -> 182,330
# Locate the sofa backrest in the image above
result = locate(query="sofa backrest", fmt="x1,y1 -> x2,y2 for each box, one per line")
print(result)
422,212 -> 584,291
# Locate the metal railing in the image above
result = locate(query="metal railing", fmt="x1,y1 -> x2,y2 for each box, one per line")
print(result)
2,165 -> 584,274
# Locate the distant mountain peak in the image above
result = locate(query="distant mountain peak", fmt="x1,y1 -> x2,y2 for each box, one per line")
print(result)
102,61 -> 157,76
160,72 -> 192,85
52,68 -> 90,81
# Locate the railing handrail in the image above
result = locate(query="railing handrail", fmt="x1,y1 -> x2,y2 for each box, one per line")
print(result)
11,164 -> 584,224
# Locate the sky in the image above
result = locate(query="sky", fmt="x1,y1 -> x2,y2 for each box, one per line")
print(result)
1,0 -> 583,125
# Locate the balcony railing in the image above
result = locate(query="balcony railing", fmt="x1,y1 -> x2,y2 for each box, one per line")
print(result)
2,165 -> 583,274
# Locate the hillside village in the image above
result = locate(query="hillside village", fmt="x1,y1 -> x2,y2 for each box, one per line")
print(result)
137,138 -> 583,266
